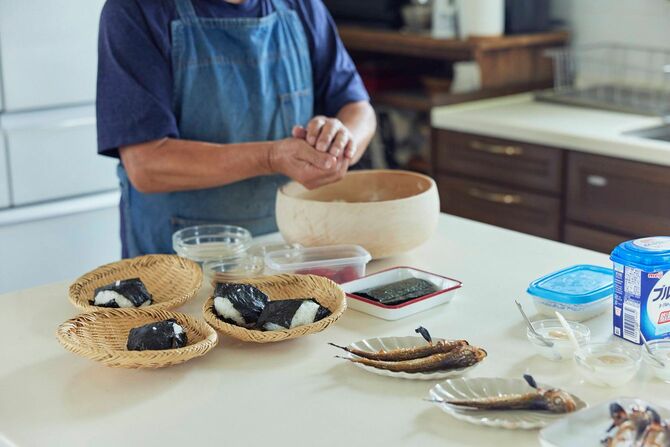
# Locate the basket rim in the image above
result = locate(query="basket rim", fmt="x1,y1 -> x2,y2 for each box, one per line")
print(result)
56,308 -> 218,366
68,254 -> 203,312
203,274 -> 346,343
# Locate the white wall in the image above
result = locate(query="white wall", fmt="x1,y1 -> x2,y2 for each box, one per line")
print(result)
551,0 -> 670,47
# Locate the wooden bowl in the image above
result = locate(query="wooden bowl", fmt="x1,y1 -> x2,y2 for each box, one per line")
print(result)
69,255 -> 203,312
56,308 -> 218,368
275,170 -> 439,259
203,274 -> 346,343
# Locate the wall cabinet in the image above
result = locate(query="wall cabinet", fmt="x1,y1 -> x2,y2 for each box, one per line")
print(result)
1,106 -> 118,206
0,193 -> 120,294
433,129 -> 670,253
0,0 -> 106,111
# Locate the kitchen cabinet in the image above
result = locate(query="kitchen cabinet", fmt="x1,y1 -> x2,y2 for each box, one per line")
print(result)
433,129 -> 670,253
0,137 -> 9,208
437,175 -> 561,239
0,0 -> 105,111
566,152 -> 670,236
0,192 -> 120,294
1,106 -> 118,206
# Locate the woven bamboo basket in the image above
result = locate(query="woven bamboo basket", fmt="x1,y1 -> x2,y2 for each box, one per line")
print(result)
56,308 -> 218,368
203,274 -> 346,343
69,255 -> 202,312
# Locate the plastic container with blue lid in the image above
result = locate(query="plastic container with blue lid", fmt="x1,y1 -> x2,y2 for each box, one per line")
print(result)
527,264 -> 614,321
610,236 -> 670,345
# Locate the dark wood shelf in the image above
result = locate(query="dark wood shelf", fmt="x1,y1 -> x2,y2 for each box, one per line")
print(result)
371,81 -> 554,112
338,26 -> 569,61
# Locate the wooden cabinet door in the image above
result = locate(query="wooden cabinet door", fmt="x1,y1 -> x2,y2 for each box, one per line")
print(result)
433,130 -> 564,194
564,223 -> 631,254
437,175 -> 561,240
567,153 -> 670,236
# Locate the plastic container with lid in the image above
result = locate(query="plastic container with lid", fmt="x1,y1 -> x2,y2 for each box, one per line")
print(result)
172,224 -> 251,263
264,245 -> 371,284
611,236 -> 670,345
527,265 -> 614,322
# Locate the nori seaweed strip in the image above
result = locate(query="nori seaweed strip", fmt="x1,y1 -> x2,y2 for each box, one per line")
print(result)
256,300 -> 304,330
92,278 -> 152,307
354,278 -> 438,305
127,319 -> 187,351
214,283 -> 268,325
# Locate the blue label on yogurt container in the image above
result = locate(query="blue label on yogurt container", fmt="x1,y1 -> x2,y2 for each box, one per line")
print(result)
613,262 -> 670,344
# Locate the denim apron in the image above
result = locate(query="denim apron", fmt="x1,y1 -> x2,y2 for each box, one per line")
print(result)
118,0 -> 313,257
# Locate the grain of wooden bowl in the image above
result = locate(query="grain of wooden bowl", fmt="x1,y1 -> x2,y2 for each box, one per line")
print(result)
203,274 -> 346,343
56,308 -> 218,368
276,170 -> 439,259
69,254 -> 203,312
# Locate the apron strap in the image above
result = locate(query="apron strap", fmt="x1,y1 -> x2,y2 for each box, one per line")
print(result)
174,0 -> 197,20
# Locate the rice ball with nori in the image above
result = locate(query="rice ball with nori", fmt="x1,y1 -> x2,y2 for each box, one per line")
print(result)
256,299 -> 331,331
92,278 -> 153,308
126,319 -> 187,351
213,283 -> 269,328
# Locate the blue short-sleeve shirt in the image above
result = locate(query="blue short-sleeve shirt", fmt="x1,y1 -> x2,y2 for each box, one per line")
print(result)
96,0 -> 369,158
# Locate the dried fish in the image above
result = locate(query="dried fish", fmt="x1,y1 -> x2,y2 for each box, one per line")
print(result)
435,375 -> 577,414
603,403 -> 670,447
328,339 -> 467,362
336,344 -> 487,373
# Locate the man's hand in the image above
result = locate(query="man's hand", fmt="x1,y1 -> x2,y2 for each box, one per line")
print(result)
292,115 -> 357,160
269,138 -> 348,190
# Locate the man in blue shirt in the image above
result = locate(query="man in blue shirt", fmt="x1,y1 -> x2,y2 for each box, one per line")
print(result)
96,0 -> 375,257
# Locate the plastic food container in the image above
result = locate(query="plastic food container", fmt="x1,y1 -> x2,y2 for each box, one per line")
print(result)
611,237 -> 670,345
247,242 -> 301,260
527,265 -> 613,322
264,245 -> 371,284
203,255 -> 264,283
172,224 -> 251,263
574,342 -> 641,387
642,339 -> 670,383
340,267 -> 462,320
526,319 -> 591,361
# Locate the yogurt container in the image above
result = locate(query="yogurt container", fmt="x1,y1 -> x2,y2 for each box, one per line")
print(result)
527,265 -> 614,321
611,236 -> 670,345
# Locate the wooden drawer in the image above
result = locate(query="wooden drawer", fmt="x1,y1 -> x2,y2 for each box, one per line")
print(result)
433,130 -> 563,194
567,152 -> 670,236
564,223 -> 631,254
437,175 -> 561,240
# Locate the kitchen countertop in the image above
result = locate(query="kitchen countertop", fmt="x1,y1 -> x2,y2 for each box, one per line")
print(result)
431,93 -> 670,166
1,214 -> 667,447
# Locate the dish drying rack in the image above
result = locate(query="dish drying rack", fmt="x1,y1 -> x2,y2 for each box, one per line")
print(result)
535,44 -> 670,117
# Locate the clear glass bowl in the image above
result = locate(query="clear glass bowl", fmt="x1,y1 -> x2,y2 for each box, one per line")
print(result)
526,319 -> 591,361
642,339 -> 670,383
574,342 -> 641,387
203,255 -> 264,283
172,224 -> 252,263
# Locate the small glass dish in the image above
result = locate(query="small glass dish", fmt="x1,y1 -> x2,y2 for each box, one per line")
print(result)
642,339 -> 670,383
203,255 -> 264,283
527,319 -> 591,361
574,342 -> 641,387
172,224 -> 251,263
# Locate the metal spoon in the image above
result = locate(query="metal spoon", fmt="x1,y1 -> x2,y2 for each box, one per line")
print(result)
515,299 -> 553,347
641,333 -> 666,368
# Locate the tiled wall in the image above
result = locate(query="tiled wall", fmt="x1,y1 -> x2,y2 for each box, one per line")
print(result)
551,0 -> 670,47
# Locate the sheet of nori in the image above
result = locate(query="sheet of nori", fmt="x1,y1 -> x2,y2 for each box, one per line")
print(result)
354,278 -> 438,305
92,277 -> 153,307
255,300 -> 305,330
126,319 -> 187,351
214,283 -> 269,325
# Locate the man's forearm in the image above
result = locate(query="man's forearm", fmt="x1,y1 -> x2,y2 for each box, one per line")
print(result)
120,138 -> 273,193
336,101 -> 376,164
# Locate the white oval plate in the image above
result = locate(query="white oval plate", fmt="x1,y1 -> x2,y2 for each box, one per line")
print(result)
428,377 -> 587,430
342,336 -> 481,380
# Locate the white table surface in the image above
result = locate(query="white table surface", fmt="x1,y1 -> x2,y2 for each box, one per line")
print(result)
431,93 -> 670,167
1,214 -> 668,447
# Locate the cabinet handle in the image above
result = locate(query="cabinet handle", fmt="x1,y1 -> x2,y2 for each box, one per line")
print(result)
467,187 -> 523,205
468,140 -> 524,156
586,175 -> 608,187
